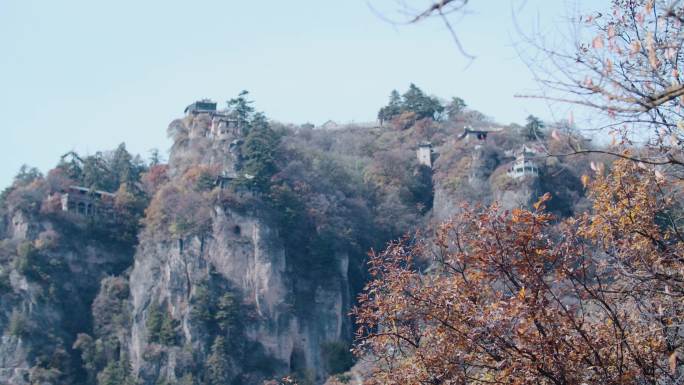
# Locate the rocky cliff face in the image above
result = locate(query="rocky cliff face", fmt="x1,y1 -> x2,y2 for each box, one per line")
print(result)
0,110 -> 360,385
126,205 -> 350,384
118,113 -> 354,385
0,208 -> 134,385
431,141 -> 550,223
0,104 -> 590,385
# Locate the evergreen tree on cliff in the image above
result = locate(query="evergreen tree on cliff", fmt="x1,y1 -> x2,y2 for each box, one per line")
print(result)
227,90 -> 255,133
240,112 -> 280,193
206,336 -> 231,385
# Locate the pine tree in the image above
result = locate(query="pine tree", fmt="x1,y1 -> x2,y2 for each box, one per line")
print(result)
149,148 -> 162,166
190,282 -> 212,324
159,312 -> 178,346
146,303 -> 163,343
402,83 -> 444,120
13,165 -> 42,185
82,153 -> 112,191
227,90 -> 255,133
58,151 -> 84,181
524,115 -> 545,140
215,293 -> 238,333
378,90 -> 402,124
377,84 -> 444,123
240,118 -> 280,193
111,143 -> 134,186
446,97 -> 467,120
97,361 -> 125,385
402,83 -> 426,115
206,336 -> 231,385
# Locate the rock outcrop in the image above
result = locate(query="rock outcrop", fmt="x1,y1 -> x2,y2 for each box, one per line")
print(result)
0,210 -> 134,385
0,102 -> 590,385
121,112 -> 354,384
126,205 -> 350,384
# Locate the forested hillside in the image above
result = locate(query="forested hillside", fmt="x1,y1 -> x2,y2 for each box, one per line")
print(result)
348,1 -> 684,384
0,84 -> 600,385
5,0 -> 684,384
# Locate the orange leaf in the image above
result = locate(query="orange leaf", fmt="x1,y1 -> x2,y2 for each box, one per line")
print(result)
581,174 -> 590,188
645,0 -> 654,13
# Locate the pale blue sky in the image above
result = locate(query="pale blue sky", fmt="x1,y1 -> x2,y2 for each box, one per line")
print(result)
0,0 -> 574,188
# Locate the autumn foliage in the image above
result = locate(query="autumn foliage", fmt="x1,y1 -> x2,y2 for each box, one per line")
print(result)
352,1 -> 684,382
354,159 -> 684,384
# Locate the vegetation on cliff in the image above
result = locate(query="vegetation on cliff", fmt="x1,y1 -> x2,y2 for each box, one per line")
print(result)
352,1 -> 684,384
0,82 -> 601,384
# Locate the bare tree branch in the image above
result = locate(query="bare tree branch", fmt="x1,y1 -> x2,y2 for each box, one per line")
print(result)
368,0 -> 475,60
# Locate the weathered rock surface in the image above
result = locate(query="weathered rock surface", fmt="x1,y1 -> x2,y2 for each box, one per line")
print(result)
0,108 -> 589,385
127,204 -> 350,384
0,211 -> 134,385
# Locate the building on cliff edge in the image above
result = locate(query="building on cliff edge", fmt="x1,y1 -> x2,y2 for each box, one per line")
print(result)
185,99 -> 243,139
61,186 -> 116,217
507,144 -> 542,179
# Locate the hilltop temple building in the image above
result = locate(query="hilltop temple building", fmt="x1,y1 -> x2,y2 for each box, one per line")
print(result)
184,99 -> 243,139
507,144 -> 542,179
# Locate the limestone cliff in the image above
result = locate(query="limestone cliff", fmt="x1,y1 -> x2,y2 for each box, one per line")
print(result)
0,108 -> 364,385
0,98 -> 591,385
127,206 -> 350,384
0,204 -> 134,385
121,111 -> 355,384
